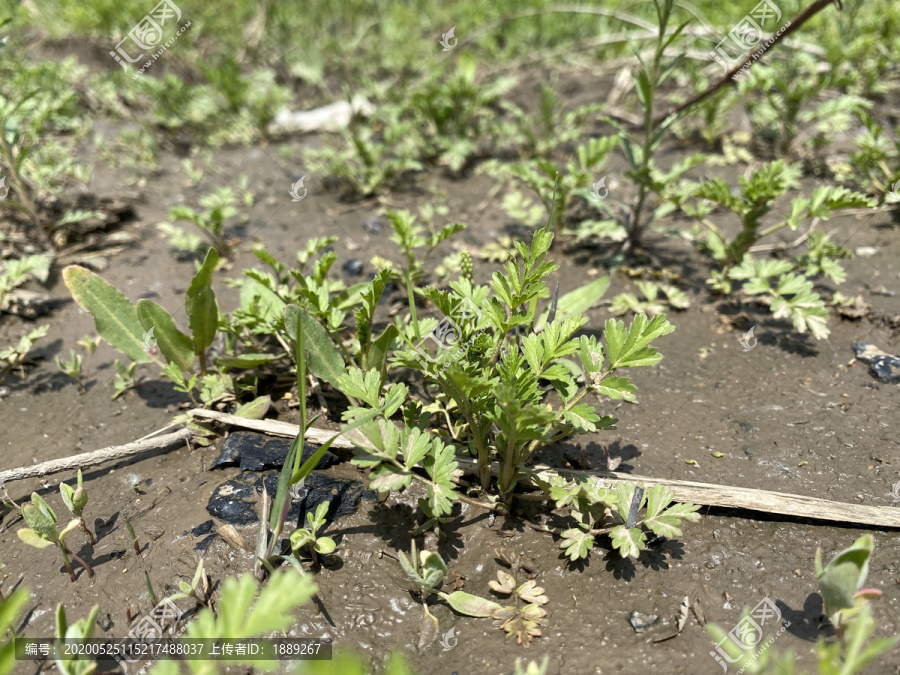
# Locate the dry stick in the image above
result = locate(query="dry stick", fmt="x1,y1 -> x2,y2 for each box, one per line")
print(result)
189,410 -> 900,529
651,0 -> 837,129
0,428 -> 193,484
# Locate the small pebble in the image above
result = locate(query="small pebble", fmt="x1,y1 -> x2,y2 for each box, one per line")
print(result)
363,218 -> 383,234
342,259 -> 364,277
629,611 -> 658,633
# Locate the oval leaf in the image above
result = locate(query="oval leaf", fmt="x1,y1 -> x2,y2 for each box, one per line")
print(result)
136,299 -> 195,371
17,528 -> 53,549
284,305 -> 345,389
63,266 -> 151,363
440,591 -> 502,618
233,395 -> 272,420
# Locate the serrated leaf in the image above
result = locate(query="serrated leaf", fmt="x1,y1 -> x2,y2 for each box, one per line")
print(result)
516,580 -> 548,606
560,528 -> 593,561
136,299 -> 195,371
63,266 -> 151,363
185,248 -> 220,354
594,375 -> 637,401
369,466 -> 412,492
489,570 -> 516,594
610,525 -> 646,559
285,305 -> 345,389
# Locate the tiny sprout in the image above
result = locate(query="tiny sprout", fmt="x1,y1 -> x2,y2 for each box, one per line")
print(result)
76,335 -> 101,378
59,469 -> 94,545
17,493 -> 93,582
289,501 -> 336,566
55,350 -> 84,389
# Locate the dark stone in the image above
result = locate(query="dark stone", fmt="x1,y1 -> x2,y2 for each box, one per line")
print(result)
97,613 -> 113,631
342,259 -> 364,277
205,480 -> 258,525
363,218 -> 383,234
257,472 -> 376,527
852,342 -> 900,384
191,519 -> 215,537
194,534 -> 217,554
211,432 -> 339,472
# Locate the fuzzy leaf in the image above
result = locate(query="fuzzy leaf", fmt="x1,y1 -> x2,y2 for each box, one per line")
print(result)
17,528 -> 53,549
441,591 -> 502,618
63,266 -> 151,363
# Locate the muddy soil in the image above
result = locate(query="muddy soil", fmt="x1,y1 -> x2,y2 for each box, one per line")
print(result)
2,74 -> 900,675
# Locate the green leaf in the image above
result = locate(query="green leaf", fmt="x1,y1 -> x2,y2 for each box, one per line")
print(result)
370,466 -> 412,492
535,276 -> 609,331
233,395 -> 271,420
610,525 -> 645,559
62,266 -> 151,363
562,404 -> 602,432
214,353 -> 281,369
185,248 -> 220,355
644,501 -> 701,538
314,537 -> 336,555
136,299 -> 195,371
17,528 -> 53,549
440,591 -> 502,618
560,528 -> 593,561
368,324 -> 399,373
284,305 -> 345,389
594,375 -> 637,401
817,535 -> 874,613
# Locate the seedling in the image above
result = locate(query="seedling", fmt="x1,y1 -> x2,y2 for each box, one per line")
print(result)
54,603 -> 99,675
0,325 -> 48,384
707,535 -> 897,674
167,187 -> 238,256
440,550 -> 549,647
16,493 -> 93,582
59,470 -> 94,545
125,520 -> 142,558
0,254 -> 51,311
289,501 -> 336,566
601,0 -> 705,251
673,161 -> 875,339
55,350 -> 84,389
75,335 -> 100,379
609,281 -> 689,316
385,209 -> 465,285
396,541 -> 448,645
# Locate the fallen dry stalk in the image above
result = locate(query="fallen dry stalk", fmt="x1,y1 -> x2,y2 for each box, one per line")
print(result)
191,409 -> 900,529
0,427 -> 192,484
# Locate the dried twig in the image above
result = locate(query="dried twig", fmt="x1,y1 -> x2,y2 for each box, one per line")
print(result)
0,428 -> 193,485
193,411 -> 900,528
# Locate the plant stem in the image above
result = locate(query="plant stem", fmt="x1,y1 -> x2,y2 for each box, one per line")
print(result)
58,544 -> 77,582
